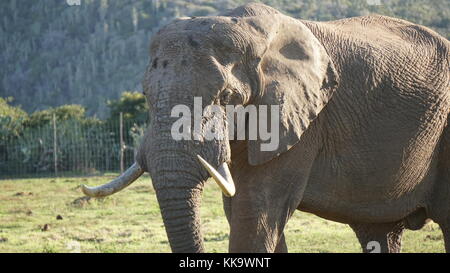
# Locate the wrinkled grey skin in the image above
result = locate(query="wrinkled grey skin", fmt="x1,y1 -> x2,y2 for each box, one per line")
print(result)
137,3 -> 450,253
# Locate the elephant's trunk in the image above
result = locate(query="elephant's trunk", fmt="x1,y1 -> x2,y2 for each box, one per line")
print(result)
149,152 -> 206,253
133,88 -> 232,252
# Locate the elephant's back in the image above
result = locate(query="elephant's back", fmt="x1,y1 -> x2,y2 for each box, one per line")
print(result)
299,17 -> 450,224
307,14 -> 450,52
303,15 -> 449,91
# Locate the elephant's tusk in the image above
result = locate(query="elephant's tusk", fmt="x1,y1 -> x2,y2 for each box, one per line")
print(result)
81,162 -> 144,197
197,155 -> 236,197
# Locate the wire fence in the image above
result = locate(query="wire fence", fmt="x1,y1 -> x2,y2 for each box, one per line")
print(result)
0,113 -> 145,178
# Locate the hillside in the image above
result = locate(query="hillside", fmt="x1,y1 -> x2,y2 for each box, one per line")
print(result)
1,0 -> 449,117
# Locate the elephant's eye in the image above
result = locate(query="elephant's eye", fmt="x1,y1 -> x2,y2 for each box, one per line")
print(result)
219,89 -> 234,105
152,58 -> 158,69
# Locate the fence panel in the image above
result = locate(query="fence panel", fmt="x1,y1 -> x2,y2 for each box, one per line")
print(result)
0,115 -> 144,178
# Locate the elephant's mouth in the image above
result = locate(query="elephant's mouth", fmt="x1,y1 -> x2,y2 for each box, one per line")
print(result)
81,157 -> 235,198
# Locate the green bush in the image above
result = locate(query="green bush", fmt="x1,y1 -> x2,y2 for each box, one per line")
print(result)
25,104 -> 90,129
0,97 -> 28,142
107,91 -> 148,125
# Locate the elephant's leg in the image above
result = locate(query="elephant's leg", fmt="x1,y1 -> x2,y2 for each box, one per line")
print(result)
227,131 -> 319,252
349,222 -> 404,253
226,191 -> 289,253
226,170 -> 301,252
228,173 -> 309,253
223,194 -> 232,224
228,206 -> 289,252
442,227 -> 450,253
437,221 -> 450,252
274,232 -> 288,253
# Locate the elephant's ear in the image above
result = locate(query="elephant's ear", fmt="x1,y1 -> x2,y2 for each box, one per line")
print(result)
244,14 -> 339,165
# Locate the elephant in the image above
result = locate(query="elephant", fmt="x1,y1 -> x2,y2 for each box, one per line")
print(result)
81,3 -> 450,253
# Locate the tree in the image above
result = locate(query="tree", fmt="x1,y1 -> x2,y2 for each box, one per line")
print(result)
0,0 -> 448,119
25,104 -> 91,129
107,91 -> 148,124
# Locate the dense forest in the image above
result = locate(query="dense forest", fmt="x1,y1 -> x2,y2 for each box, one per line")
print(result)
1,0 -> 449,118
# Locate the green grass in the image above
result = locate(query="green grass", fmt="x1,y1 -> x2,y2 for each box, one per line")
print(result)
0,174 -> 445,253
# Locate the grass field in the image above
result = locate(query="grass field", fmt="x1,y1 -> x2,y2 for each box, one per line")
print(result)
0,174 -> 445,253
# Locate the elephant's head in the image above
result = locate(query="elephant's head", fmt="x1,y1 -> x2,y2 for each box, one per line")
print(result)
81,3 -> 338,252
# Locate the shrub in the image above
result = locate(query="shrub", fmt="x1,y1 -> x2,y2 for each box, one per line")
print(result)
0,97 -> 28,142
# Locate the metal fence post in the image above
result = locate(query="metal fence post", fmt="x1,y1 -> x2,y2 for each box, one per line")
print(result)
120,112 -> 124,173
53,113 -> 58,177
